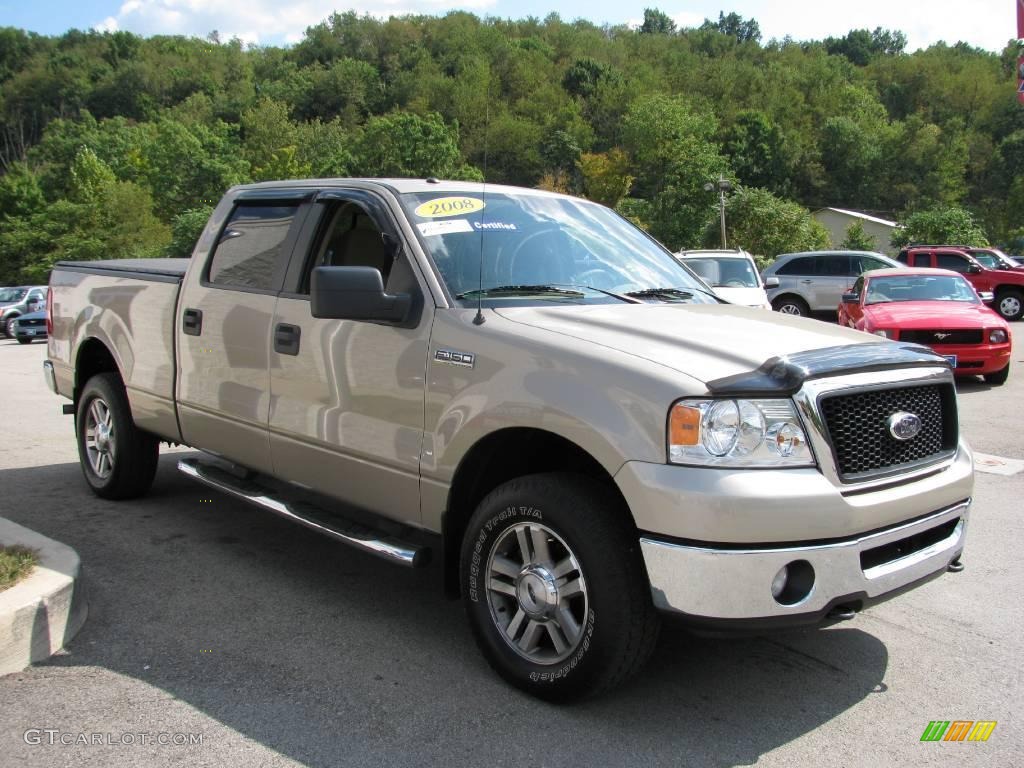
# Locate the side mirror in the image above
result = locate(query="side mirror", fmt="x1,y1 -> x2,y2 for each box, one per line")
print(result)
841,292 -> 860,304
763,276 -> 780,288
966,264 -> 982,274
979,291 -> 995,304
311,266 -> 411,323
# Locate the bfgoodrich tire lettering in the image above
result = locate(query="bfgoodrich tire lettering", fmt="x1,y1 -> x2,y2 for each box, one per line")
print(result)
76,372 -> 160,500
460,472 -> 660,702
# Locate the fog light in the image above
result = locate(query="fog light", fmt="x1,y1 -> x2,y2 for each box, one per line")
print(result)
771,565 -> 789,599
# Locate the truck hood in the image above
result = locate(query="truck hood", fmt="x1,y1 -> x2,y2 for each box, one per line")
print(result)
494,303 -> 874,384
864,301 -> 1006,329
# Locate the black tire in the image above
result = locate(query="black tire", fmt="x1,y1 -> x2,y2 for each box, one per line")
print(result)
995,288 -> 1024,321
16,337 -> 33,344
772,295 -> 809,317
460,472 -> 660,702
76,372 -> 159,499
3,314 -> 18,338
984,363 -> 1010,386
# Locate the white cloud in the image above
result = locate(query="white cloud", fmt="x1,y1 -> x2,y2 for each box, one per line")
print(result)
99,0 -> 497,45
94,16 -> 120,32
744,0 -> 1015,52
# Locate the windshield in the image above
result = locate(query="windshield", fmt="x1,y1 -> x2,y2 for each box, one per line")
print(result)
0,288 -> 27,303
682,257 -> 759,288
401,191 -> 717,305
865,275 -> 979,305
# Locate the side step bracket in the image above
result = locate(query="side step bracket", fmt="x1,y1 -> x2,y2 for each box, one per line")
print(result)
178,457 -> 428,568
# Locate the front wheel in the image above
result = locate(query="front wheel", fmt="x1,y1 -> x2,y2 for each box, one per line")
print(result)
76,372 -> 160,499
996,289 -> 1023,321
984,363 -> 1010,386
460,473 -> 660,702
3,315 -> 18,338
16,337 -> 33,344
772,295 -> 809,317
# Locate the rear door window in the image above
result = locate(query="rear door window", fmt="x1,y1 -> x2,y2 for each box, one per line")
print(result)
207,204 -> 299,291
815,254 -> 852,276
776,256 -> 816,276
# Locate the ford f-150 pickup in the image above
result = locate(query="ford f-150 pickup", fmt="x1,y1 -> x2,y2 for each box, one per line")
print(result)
43,179 -> 973,701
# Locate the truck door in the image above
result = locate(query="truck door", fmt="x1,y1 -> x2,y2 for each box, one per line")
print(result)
268,190 -> 432,527
176,192 -> 310,473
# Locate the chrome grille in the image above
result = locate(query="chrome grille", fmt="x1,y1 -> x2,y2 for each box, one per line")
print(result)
820,383 -> 956,480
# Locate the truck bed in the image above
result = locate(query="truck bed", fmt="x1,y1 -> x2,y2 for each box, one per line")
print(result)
49,258 -> 186,443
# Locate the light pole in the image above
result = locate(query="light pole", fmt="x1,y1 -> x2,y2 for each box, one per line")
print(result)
704,176 -> 733,249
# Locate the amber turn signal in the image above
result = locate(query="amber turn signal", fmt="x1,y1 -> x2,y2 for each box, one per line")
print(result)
669,404 -> 701,447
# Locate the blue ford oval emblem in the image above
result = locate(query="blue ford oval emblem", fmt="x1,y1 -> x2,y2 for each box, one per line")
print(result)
888,411 -> 922,441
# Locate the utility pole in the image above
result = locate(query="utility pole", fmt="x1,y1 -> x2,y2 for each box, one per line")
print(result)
704,176 -> 733,249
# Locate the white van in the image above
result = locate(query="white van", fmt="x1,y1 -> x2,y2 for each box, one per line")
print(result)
676,249 -> 773,309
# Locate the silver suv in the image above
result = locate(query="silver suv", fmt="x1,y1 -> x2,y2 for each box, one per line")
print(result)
762,251 -> 899,316
0,286 -> 47,338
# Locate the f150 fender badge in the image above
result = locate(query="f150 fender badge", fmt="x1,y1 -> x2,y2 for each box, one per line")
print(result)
434,349 -> 475,368
888,411 -> 922,441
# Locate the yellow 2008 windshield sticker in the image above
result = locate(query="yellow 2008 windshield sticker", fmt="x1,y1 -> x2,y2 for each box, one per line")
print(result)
414,197 -> 485,218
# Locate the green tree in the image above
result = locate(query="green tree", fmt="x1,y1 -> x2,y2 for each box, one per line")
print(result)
352,111 -> 465,178
839,220 -> 876,251
166,206 -> 214,258
0,162 -> 45,218
639,9 -> 676,36
709,187 -> 830,258
578,149 -> 633,207
890,206 -> 989,249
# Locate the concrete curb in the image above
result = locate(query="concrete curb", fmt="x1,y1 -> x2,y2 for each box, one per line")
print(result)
0,517 -> 87,676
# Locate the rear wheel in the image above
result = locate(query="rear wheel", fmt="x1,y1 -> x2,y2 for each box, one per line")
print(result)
995,289 -> 1023,321
460,473 -> 660,702
772,295 -> 809,317
984,363 -> 1010,386
76,372 -> 159,499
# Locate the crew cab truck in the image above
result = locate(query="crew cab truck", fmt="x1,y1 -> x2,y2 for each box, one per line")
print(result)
44,180 -> 974,701
898,246 -> 1024,321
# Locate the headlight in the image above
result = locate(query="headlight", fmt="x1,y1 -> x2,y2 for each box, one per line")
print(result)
989,329 -> 1008,343
872,329 -> 895,339
669,398 -> 815,467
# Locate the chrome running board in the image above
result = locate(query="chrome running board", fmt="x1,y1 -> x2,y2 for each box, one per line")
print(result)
178,457 -> 428,568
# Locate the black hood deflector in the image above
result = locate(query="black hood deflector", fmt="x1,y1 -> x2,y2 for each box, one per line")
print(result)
705,343 -> 948,397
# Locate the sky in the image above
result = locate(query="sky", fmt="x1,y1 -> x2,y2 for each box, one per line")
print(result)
0,0 -> 1018,51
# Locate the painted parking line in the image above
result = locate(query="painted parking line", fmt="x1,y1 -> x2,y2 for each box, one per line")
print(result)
973,452 -> 1024,476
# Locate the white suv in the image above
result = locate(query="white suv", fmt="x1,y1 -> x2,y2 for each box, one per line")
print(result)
676,249 -> 772,309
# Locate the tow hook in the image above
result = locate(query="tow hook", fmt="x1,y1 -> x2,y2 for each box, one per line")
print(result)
826,605 -> 858,621
948,558 -> 964,573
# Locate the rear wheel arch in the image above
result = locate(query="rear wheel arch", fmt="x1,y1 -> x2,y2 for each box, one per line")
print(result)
442,428 -> 634,596
74,337 -> 122,403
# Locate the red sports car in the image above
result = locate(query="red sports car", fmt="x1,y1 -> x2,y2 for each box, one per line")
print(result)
838,268 -> 1012,385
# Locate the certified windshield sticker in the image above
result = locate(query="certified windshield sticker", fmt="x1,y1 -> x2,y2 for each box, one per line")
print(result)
473,221 -> 517,231
414,197 -> 485,218
417,219 -> 474,237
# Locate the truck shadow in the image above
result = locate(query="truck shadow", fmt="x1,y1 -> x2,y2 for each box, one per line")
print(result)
1,456 -> 888,767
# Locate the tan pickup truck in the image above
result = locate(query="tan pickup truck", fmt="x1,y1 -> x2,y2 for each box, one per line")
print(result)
43,179 -> 973,701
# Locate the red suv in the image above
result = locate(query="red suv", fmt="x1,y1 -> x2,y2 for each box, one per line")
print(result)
897,246 -> 1024,321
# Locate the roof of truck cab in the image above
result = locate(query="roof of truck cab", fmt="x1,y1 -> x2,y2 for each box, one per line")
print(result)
231,178 -> 579,199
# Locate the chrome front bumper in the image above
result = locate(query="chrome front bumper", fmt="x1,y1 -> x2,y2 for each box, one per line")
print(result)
641,499 -> 968,623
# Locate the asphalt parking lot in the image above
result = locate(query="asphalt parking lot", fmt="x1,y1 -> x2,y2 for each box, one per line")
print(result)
0,334 -> 1021,767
